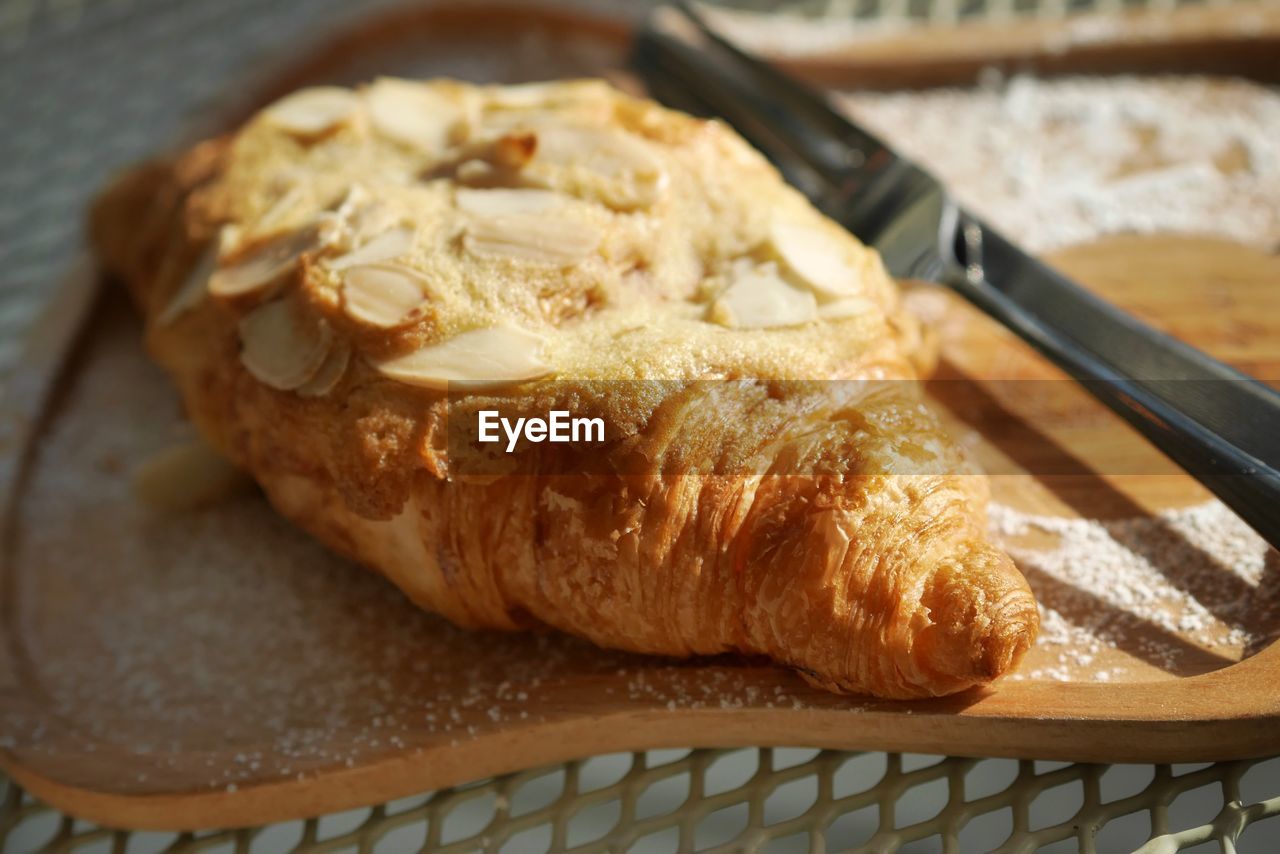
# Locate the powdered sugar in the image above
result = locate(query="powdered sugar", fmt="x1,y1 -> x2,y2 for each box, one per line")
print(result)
840,75 -> 1280,252
991,501 -> 1278,682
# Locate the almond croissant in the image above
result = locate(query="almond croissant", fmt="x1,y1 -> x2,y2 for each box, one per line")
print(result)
90,78 -> 1038,699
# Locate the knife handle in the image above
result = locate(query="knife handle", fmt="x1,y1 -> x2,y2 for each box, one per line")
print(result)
946,224 -> 1280,549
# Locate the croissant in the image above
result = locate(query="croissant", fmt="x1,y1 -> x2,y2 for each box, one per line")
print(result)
90,78 -> 1037,699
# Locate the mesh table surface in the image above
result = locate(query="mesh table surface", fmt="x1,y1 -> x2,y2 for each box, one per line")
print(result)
4,752 -> 1280,851
1,0 -> 1278,851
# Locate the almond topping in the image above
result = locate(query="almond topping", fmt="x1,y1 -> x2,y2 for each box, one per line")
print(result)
488,80 -> 611,109
374,325 -> 551,390
487,82 -> 560,109
494,131 -> 538,169
366,78 -> 461,153
263,87 -> 361,137
256,185 -> 307,231
319,184 -> 402,251
158,243 -> 216,325
238,297 -> 333,390
209,225 -> 322,301
709,263 -> 817,329
531,125 -> 667,210
464,214 -> 600,265
297,340 -> 351,398
332,183 -> 374,221
455,188 -> 563,217
769,219 -> 863,298
328,225 -> 415,271
342,264 -> 431,329
456,159 -> 498,184
818,296 -> 880,320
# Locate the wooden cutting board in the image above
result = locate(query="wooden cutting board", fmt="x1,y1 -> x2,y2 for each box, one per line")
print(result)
1,3 -> 1278,833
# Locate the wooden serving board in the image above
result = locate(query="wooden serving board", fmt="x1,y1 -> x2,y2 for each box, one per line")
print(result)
729,2 -> 1280,89
2,2 -> 1278,833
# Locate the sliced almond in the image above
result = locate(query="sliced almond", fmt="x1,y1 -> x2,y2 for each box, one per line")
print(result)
818,296 -> 880,320
133,440 -> 252,512
158,242 -> 217,325
493,131 -> 538,169
709,263 -> 817,329
487,80 -> 611,109
320,184 -> 396,249
373,325 -> 551,390
769,219 -> 863,298
297,340 -> 352,398
338,187 -> 406,241
256,185 -> 307,232
209,225 -> 322,301
332,183 -> 373,220
464,214 -> 599,265
342,264 -> 431,328
262,87 -> 361,137
328,225 -> 415,271
530,125 -> 667,210
456,159 -> 498,185
486,81 -> 560,109
238,297 -> 333,390
455,188 -> 563,217
366,78 -> 461,153
352,205 -> 403,245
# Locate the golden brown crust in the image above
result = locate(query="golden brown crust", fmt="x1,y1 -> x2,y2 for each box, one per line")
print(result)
91,78 -> 1037,698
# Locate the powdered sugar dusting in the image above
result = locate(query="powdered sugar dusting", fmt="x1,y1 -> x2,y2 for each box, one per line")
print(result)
840,76 -> 1280,252
991,501 -> 1278,682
